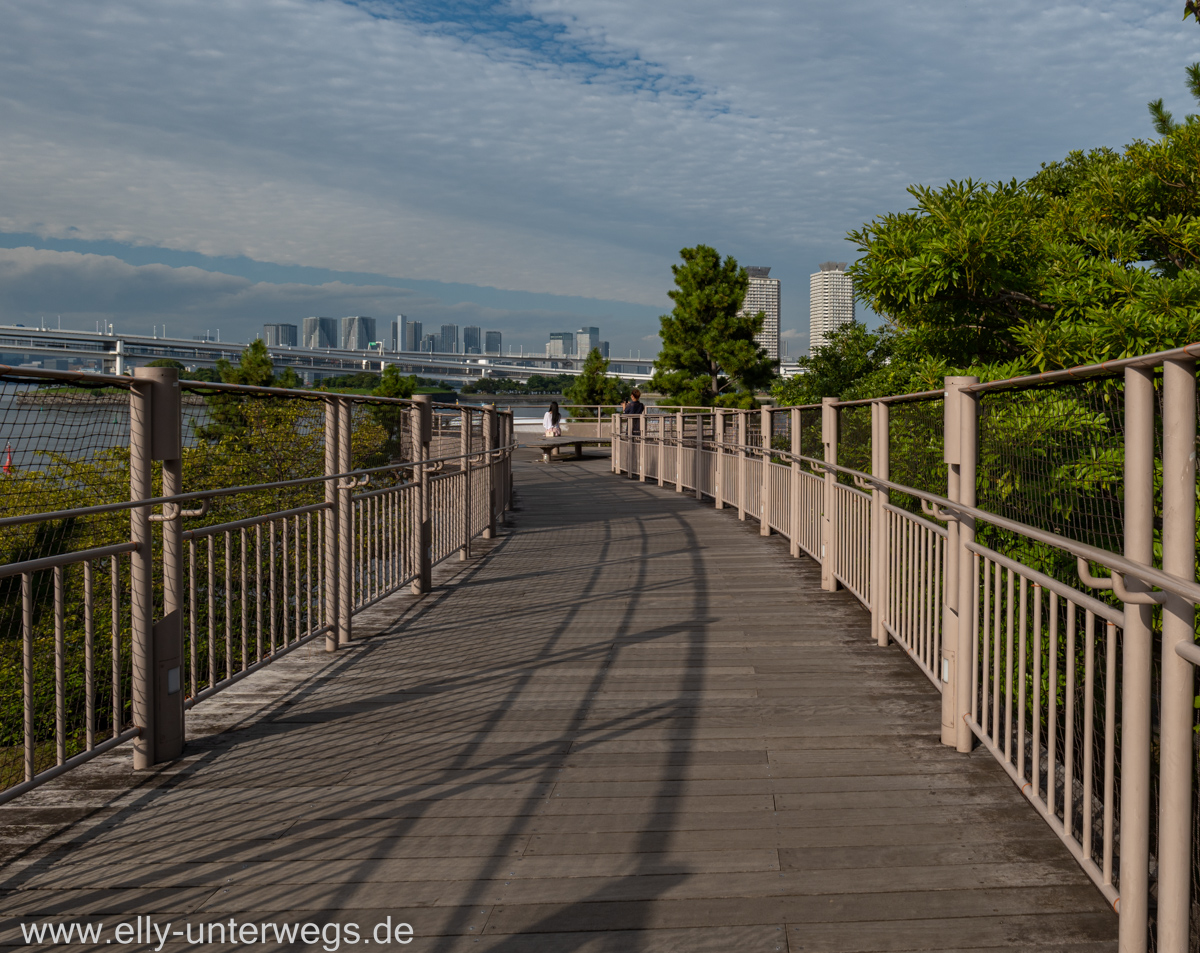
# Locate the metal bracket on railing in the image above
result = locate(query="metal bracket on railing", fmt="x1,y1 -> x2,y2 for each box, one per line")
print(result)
1076,557 -> 1166,605
920,499 -> 954,521
150,498 -> 211,522
852,475 -> 873,491
338,474 -> 371,490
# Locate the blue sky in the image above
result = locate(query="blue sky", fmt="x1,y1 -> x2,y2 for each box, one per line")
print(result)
0,1 -> 1197,356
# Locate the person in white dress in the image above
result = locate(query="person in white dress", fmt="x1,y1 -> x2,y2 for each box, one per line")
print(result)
543,401 -> 562,436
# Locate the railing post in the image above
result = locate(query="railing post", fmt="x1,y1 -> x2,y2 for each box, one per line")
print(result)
131,367 -> 184,767
940,378 -> 968,745
674,414 -> 684,493
611,413 -> 618,473
1156,358 -> 1196,953
637,412 -> 646,482
820,398 -> 838,590
503,412 -> 513,512
323,397 -> 339,652
870,400 -> 888,646
714,410 -> 725,509
694,414 -> 704,501
483,402 -> 497,539
338,396 -> 353,643
789,408 -> 801,558
460,406 -> 471,561
656,415 -> 665,487
412,395 -> 433,593
948,377 -> 978,754
760,408 -> 771,536
737,411 -> 747,520
1119,366 -> 1155,953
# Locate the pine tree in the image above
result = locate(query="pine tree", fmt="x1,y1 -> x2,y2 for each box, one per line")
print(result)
564,348 -> 630,414
649,245 -> 777,407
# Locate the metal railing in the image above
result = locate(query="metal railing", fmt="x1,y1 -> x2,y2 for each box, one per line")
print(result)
613,344 -> 1200,953
0,365 -> 513,803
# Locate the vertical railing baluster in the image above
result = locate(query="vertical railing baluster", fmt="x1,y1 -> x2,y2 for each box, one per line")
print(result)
54,565 -> 65,766
208,535 -> 216,688
1032,584 -> 1043,802
1102,620 -> 1116,887
111,555 -> 121,738
1063,599 -> 1076,839
1017,576 -> 1028,781
1082,610 -> 1096,861
225,532 -> 233,678
23,573 -> 34,782
1047,591 -> 1059,819
84,561 -> 95,751
282,518 -> 290,648
240,528 -> 249,670
189,542 -> 197,697
269,520 -> 277,654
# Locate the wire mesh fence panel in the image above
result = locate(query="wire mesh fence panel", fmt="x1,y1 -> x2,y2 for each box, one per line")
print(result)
0,374 -> 136,555
978,378 -> 1125,557
0,374 -> 140,793
888,398 -> 946,513
180,386 -> 329,521
837,405 -> 872,484
745,412 -> 763,450
797,407 -> 822,459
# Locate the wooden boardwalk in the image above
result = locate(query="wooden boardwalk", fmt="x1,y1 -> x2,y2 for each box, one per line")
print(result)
0,451 -> 1117,951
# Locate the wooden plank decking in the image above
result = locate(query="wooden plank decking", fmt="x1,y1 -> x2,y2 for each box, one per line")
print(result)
0,451 -> 1118,951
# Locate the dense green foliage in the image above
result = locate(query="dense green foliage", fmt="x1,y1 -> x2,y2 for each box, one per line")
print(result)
460,373 -> 575,395
650,245 -> 777,407
838,69 -> 1200,397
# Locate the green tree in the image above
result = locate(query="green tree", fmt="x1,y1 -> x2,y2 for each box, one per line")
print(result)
184,366 -> 219,383
196,339 -> 295,443
849,66 -> 1200,374
771,322 -> 894,405
649,245 -> 777,407
564,349 -> 630,413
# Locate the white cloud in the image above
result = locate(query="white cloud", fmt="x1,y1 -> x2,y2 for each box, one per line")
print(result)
0,0 -> 1196,334
0,247 -> 651,351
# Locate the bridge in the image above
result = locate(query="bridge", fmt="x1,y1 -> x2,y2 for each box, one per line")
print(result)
0,325 -> 655,384
0,352 -> 1197,951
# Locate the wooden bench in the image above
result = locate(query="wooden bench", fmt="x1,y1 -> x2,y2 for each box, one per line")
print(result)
528,437 -> 611,462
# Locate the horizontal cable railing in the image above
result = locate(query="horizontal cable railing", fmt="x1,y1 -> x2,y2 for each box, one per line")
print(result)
0,366 -> 514,804
612,347 -> 1200,953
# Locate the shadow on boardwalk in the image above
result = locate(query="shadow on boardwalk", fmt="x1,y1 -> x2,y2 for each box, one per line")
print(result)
0,451 -> 1117,951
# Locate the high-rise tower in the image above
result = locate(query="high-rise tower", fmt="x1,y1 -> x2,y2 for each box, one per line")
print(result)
341,316 -> 376,351
303,317 -> 338,349
739,267 -> 780,363
808,263 -> 854,353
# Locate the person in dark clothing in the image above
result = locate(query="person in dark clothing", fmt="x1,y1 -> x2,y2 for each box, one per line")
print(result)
624,388 -> 645,435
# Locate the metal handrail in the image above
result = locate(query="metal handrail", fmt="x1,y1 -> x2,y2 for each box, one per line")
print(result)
0,439 -> 518,531
701,438 -> 1200,607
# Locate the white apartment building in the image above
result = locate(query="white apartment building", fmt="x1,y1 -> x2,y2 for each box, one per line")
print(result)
809,262 -> 854,353
739,267 -> 780,363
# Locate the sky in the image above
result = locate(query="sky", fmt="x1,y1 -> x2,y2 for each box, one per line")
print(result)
0,1 -> 1197,358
